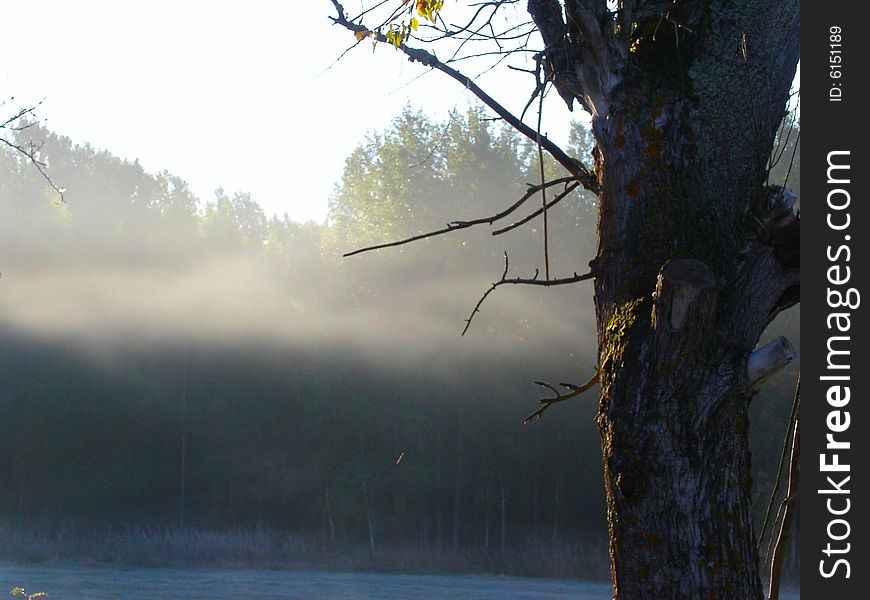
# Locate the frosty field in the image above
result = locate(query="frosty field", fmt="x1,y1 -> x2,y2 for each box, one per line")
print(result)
1,565 -> 799,599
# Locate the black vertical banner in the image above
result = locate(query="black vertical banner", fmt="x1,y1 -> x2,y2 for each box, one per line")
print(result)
802,2 -> 867,597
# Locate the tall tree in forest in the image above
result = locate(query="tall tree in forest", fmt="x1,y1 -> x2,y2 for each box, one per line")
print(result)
327,1 -> 799,597
329,105 -> 596,271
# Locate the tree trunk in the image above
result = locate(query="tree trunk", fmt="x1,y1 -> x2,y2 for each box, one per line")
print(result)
499,476 -> 507,558
361,478 -> 376,556
324,488 -> 336,548
577,3 -> 800,597
421,515 -> 430,553
178,364 -> 188,530
451,408 -> 462,553
434,411 -> 444,554
17,474 -> 25,528
551,478 -> 560,549
451,479 -> 461,554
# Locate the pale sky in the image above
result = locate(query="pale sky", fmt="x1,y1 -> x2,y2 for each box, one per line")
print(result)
3,1 -> 577,224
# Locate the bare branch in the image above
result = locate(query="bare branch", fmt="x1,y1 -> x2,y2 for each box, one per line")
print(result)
767,414 -> 799,600
461,252 -> 594,335
445,45 -> 537,64
444,1 -> 511,61
757,377 -> 800,552
343,176 -> 579,257
327,0 -> 598,193
522,368 -> 599,424
1,100 -> 65,202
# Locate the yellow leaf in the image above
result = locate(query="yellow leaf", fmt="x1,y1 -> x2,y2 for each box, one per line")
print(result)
410,17 -> 419,31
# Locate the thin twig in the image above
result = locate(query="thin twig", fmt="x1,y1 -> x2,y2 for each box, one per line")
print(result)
408,108 -> 457,169
537,78 -> 550,280
446,46 -> 537,64
516,57 -> 544,122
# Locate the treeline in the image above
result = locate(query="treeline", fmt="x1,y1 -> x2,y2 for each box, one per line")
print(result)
0,107 -> 799,573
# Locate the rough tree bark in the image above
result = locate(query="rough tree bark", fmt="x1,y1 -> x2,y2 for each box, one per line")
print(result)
530,1 -> 800,597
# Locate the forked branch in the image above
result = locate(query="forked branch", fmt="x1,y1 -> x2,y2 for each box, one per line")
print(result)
493,181 -> 580,236
522,368 -> 600,424
462,252 -> 594,336
344,176 -> 580,257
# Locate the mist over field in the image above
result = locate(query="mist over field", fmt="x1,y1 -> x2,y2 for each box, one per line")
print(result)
0,111 -> 799,582
1,123 -> 594,364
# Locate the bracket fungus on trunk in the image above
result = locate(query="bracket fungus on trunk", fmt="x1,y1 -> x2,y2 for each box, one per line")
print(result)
747,335 -> 796,389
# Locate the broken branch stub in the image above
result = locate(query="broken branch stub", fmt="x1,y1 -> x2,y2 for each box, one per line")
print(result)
747,336 -> 796,389
655,259 -> 718,331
